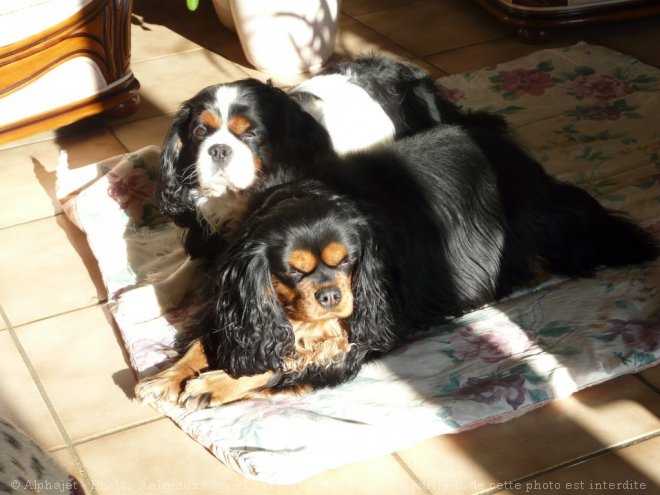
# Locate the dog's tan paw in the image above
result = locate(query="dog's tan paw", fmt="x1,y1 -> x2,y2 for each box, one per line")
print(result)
135,371 -> 185,405
178,370 -> 275,410
178,372 -> 232,410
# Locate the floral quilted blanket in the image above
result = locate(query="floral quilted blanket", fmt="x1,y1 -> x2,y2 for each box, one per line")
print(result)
58,43 -> 659,484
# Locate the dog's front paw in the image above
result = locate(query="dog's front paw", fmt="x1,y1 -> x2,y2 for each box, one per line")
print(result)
178,371 -> 275,410
178,372 -> 232,411
135,370 -> 186,405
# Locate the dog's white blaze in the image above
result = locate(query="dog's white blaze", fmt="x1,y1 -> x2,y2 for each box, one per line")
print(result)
195,84 -> 257,198
215,85 -> 239,123
293,74 -> 396,155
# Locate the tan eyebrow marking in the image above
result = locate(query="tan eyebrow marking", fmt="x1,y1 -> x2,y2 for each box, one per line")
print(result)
321,242 -> 348,267
288,249 -> 318,274
228,115 -> 252,135
200,109 -> 221,129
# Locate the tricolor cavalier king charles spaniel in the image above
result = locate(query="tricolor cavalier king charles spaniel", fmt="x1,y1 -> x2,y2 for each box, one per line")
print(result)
136,124 -> 658,410
119,56 -> 501,321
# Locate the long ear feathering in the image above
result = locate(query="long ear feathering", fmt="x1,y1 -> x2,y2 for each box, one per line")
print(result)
200,236 -> 295,376
347,223 -> 398,353
157,104 -> 198,227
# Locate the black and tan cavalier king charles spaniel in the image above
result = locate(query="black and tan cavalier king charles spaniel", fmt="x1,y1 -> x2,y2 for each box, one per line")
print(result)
136,124 -> 658,410
118,56 -> 503,321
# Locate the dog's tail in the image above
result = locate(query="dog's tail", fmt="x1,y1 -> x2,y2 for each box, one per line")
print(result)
539,183 -> 658,276
591,210 -> 658,267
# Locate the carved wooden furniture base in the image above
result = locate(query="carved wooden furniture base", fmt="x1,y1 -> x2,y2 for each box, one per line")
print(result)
475,0 -> 660,43
0,0 -> 140,145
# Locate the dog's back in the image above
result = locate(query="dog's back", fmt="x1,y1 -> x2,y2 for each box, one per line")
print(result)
323,125 -> 658,325
464,128 -> 658,287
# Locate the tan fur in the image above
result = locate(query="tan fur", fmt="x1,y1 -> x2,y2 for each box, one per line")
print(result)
228,114 -> 252,135
276,273 -> 353,322
180,370 -> 276,408
200,109 -> 221,130
528,256 -> 552,286
135,339 -> 208,403
284,318 -> 354,372
321,242 -> 348,267
272,274 -> 297,304
288,249 -> 318,273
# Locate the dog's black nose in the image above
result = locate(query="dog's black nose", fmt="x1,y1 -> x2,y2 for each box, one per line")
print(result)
208,144 -> 232,166
315,287 -> 342,308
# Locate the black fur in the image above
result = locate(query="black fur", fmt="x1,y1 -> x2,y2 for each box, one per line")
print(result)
293,54 -> 508,138
159,56 -> 505,263
182,125 -> 658,391
158,79 -> 334,258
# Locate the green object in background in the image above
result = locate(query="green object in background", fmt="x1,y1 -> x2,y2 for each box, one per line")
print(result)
186,0 -> 200,11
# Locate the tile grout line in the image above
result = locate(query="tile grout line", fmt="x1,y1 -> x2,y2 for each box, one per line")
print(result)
0,302 -> 12,329
65,415 -> 165,450
341,15 -> 420,59
633,373 -> 660,395
108,126 -> 131,154
3,305 -> 98,495
130,45 -> 206,65
0,212 -> 67,232
420,34 -> 517,71
340,0 -> 421,17
8,301 -> 107,331
349,7 -> 511,60
474,429 -> 660,495
106,110 -> 176,137
0,209 -> 93,234
392,452 -> 434,495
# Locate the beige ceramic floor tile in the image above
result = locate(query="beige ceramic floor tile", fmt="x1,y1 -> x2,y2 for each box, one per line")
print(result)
355,0 -> 510,57
0,332 -> 65,451
638,365 -> 660,390
0,127 -> 126,229
334,15 -> 416,60
15,305 -> 162,443
76,418 -> 421,495
342,0 -> 418,16
130,9 -> 202,63
117,49 -> 250,123
502,436 -> 660,495
111,114 -> 174,153
0,215 -> 105,326
132,0 -> 250,65
231,60 -> 313,88
425,35 -> 581,75
397,375 -> 660,495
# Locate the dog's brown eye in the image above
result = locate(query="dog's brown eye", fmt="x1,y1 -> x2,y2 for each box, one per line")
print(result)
241,130 -> 258,141
337,257 -> 353,270
193,125 -> 207,139
288,268 -> 305,282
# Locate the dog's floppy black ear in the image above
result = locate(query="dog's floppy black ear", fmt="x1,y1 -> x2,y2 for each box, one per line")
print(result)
271,90 -> 333,162
157,104 -> 197,225
203,236 -> 294,376
348,228 -> 398,353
